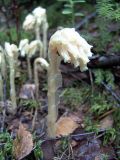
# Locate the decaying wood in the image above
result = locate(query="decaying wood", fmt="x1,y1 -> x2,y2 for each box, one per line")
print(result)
75,12 -> 97,30
88,54 -> 120,68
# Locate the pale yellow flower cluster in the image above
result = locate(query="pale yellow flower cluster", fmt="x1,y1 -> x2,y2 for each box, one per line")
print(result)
19,39 -> 42,58
35,57 -> 49,69
23,7 -> 47,31
5,42 -> 18,58
49,28 -> 92,71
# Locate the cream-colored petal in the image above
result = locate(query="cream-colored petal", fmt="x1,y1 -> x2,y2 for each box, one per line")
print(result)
58,48 -> 71,63
23,14 -> 36,31
35,57 -> 49,69
19,39 -> 29,57
32,7 -> 46,25
5,42 -> 13,57
28,40 -> 41,57
19,39 -> 29,50
49,28 -> 93,71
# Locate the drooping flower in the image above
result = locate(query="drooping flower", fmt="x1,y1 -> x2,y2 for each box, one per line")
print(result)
49,28 -> 93,71
5,42 -> 18,58
47,28 -> 93,137
23,14 -> 36,31
19,39 -> 29,57
32,7 -> 46,25
28,40 -> 43,58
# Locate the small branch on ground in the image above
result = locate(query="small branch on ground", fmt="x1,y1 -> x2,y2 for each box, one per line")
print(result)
88,55 -> 120,69
101,81 -> 120,105
75,12 -> 97,30
40,129 -> 106,144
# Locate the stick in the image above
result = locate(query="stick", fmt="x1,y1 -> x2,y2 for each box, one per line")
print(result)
75,12 -> 97,30
102,81 -> 120,105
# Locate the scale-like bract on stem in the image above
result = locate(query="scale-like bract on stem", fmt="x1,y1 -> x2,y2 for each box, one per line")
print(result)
47,28 -> 93,137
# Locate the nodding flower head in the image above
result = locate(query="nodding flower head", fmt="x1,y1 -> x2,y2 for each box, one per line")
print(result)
19,39 -> 29,57
23,14 -> 36,31
5,42 -> 18,58
49,28 -> 93,71
11,44 -> 18,55
32,7 -> 46,25
28,40 -> 42,57
36,57 -> 49,69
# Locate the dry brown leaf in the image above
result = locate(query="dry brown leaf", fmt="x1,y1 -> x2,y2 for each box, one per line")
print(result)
71,140 -> 78,147
19,84 -> 35,99
56,116 -> 79,136
13,123 -> 33,160
99,115 -> 113,129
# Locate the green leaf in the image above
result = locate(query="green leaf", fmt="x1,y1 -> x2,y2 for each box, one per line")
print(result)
64,4 -> 72,8
73,0 -> 85,3
75,12 -> 84,16
57,0 -> 68,1
62,9 -> 72,14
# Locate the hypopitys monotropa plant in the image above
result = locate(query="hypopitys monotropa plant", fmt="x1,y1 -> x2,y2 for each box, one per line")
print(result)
47,28 -> 93,137
23,6 -> 48,58
5,42 -> 18,112
34,57 -> 49,100
19,39 -> 43,81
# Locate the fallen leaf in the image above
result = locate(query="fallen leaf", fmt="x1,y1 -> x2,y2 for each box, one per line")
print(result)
56,116 -> 80,136
99,115 -> 113,129
19,84 -> 35,99
75,139 -> 101,160
13,123 -> 33,160
71,140 -> 78,147
41,140 -> 55,160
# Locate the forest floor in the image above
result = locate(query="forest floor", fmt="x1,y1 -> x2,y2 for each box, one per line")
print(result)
0,4 -> 120,160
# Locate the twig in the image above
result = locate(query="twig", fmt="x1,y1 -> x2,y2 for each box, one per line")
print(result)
69,143 -> 75,160
41,129 -> 106,144
89,69 -> 94,94
60,148 -> 68,160
22,129 -> 106,160
88,54 -> 120,68
31,91 -> 38,132
101,81 -> 120,105
75,12 -> 97,30
31,107 -> 38,131
98,108 -> 116,120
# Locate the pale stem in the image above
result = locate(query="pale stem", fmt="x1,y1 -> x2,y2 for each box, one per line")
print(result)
9,63 -> 17,111
47,51 -> 62,137
27,55 -> 32,81
42,22 -> 48,59
35,25 -> 43,57
35,24 -> 41,41
34,61 -> 39,100
0,74 -> 3,101
40,44 -> 43,58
